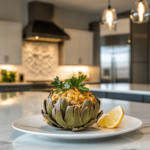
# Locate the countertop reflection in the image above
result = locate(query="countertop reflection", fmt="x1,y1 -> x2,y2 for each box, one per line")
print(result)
0,91 -> 150,150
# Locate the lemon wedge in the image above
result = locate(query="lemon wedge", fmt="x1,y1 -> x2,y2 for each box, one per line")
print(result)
98,105 -> 124,129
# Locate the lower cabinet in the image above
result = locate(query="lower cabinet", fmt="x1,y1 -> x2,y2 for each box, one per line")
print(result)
92,91 -> 144,102
0,85 -> 30,92
92,91 -> 107,98
107,93 -> 143,102
144,96 -> 150,103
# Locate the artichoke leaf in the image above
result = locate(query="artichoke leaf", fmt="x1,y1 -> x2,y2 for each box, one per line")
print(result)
55,98 -> 61,109
72,127 -> 85,132
56,108 -> 67,128
94,98 -> 99,118
47,98 -> 53,117
96,110 -> 103,122
83,119 -> 95,128
97,98 -> 101,106
41,109 -> 60,127
82,100 -> 90,111
81,107 -> 90,126
88,100 -> 93,107
52,107 -> 57,120
89,107 -> 94,121
61,98 -> 68,118
64,106 -> 74,128
47,91 -> 53,99
43,99 -> 48,114
74,106 -> 82,128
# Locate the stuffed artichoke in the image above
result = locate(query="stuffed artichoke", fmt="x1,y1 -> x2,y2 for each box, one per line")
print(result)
41,75 -> 103,131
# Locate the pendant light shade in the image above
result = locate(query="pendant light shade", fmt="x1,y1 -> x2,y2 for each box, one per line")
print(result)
130,0 -> 150,23
101,0 -> 117,30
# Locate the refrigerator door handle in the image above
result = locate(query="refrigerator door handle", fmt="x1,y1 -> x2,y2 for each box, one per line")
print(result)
110,56 -> 113,83
114,58 -> 116,83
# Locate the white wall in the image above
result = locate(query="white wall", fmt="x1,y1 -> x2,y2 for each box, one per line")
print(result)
0,0 -> 99,30
53,6 -> 99,30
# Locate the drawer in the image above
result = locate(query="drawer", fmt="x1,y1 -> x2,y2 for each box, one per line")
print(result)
92,91 -> 107,98
0,85 -> 30,92
107,92 -> 143,102
144,95 -> 150,103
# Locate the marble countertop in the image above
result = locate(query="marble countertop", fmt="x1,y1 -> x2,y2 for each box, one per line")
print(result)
0,91 -> 150,150
87,83 -> 150,95
0,82 -> 31,86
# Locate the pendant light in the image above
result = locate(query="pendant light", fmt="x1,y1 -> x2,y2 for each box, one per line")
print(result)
130,0 -> 149,23
101,0 -> 117,30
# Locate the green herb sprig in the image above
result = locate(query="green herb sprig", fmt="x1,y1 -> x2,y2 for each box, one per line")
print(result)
51,75 -> 89,93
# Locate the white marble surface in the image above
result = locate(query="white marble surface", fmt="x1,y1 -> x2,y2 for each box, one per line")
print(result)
0,91 -> 150,150
88,83 -> 150,95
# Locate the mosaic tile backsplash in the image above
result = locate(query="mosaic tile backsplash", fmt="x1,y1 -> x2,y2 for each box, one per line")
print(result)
22,41 -> 59,80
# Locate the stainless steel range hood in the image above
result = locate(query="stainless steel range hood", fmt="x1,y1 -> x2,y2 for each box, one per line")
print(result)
23,1 -> 70,42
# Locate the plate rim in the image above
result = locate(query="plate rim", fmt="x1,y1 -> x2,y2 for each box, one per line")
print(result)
12,114 -> 142,139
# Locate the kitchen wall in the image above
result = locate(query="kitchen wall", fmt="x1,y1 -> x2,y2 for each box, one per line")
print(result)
0,0 -> 99,31
0,0 -> 100,82
53,6 -> 99,30
0,41 -> 100,82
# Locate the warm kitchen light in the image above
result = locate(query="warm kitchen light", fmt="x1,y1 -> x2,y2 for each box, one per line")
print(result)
128,39 -> 131,43
138,1 -> 145,22
106,10 -> 113,27
25,37 -> 62,42
59,66 -> 90,80
101,0 -> 117,30
0,98 -> 13,105
130,0 -> 149,23
1,65 -> 16,71
35,36 -> 39,40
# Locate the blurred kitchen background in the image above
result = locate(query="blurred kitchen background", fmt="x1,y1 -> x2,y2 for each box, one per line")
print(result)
0,0 -> 150,94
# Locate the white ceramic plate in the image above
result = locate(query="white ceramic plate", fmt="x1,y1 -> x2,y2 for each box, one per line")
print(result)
12,115 -> 142,140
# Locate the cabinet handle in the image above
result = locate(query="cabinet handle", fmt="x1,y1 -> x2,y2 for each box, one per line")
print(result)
4,55 -> 9,63
78,58 -> 82,64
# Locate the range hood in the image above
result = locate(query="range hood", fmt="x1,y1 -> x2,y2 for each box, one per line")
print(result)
23,1 -> 70,42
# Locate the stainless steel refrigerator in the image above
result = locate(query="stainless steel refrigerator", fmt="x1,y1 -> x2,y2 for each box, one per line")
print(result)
100,45 -> 130,83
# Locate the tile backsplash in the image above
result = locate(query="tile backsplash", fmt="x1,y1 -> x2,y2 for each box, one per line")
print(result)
0,41 -> 100,82
22,41 -> 59,80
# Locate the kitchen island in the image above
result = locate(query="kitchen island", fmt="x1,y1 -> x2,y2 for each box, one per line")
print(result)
87,83 -> 150,103
0,91 -> 150,150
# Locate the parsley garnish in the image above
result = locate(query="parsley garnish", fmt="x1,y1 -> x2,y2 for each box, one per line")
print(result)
51,75 -> 89,93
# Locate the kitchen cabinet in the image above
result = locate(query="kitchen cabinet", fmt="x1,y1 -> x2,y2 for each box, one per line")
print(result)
100,18 -> 130,36
92,91 -> 143,102
59,28 -> 93,65
131,21 -> 149,84
144,95 -> 150,103
0,84 -> 31,92
107,92 -> 143,102
89,21 -> 100,66
0,21 -> 22,64
0,22 -> 5,64
92,91 -> 107,98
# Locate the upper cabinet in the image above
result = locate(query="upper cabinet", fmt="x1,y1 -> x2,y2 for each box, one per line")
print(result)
0,21 -> 22,64
59,28 -> 93,65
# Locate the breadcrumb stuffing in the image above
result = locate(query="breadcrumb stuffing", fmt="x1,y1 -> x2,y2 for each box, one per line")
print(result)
52,87 -> 95,104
